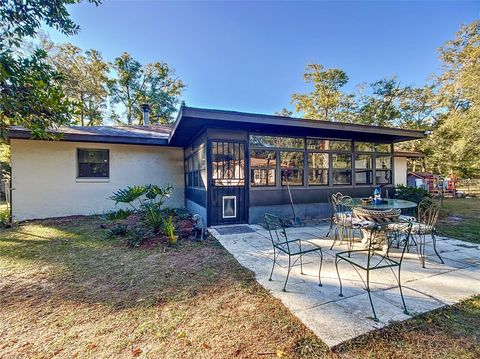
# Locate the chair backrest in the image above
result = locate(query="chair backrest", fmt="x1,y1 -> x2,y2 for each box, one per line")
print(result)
365,221 -> 413,268
332,194 -> 354,215
417,198 -> 441,227
264,213 -> 291,253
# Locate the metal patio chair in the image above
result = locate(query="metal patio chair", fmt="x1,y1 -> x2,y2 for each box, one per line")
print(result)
264,213 -> 323,292
329,195 -> 370,251
335,219 -> 413,322
389,198 -> 444,268
325,192 -> 344,238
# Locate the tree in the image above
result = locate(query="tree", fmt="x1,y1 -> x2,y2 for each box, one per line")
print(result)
355,78 -> 406,127
426,20 -> 480,177
0,0 -> 101,138
45,41 -> 109,126
291,64 -> 349,121
108,52 -> 185,125
275,108 -> 293,117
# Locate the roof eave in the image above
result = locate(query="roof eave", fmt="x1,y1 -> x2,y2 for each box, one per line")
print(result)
8,129 -> 169,146
169,107 -> 426,145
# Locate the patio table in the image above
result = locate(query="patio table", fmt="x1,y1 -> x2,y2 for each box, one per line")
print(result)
352,198 -> 417,249
352,198 -> 417,211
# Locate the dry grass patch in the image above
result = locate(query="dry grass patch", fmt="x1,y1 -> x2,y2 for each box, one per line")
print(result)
335,296 -> 480,358
0,216 -> 327,358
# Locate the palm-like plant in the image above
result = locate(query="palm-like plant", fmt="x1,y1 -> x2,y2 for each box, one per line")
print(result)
109,185 -> 149,211
109,184 -> 174,233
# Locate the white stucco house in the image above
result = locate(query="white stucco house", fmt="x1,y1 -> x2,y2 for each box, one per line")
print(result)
8,106 -> 426,224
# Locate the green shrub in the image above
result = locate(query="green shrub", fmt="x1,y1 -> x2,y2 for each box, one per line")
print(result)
104,208 -> 133,221
142,202 -> 163,232
0,208 -> 10,227
108,184 -> 175,247
126,227 -> 146,248
107,224 -> 128,237
395,185 -> 432,204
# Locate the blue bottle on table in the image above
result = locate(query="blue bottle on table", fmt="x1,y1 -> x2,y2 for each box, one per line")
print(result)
373,187 -> 382,204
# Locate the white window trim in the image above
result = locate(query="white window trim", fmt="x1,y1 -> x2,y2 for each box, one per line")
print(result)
222,196 -> 237,219
76,178 -> 110,183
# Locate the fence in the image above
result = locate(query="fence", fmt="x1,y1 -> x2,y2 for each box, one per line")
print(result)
456,178 -> 480,197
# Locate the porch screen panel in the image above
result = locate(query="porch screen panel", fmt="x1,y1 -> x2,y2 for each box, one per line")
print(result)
332,153 -> 352,185
354,154 -> 373,185
280,151 -> 304,186
308,152 -> 329,185
212,141 -> 245,186
250,150 -> 276,186
375,155 -> 393,185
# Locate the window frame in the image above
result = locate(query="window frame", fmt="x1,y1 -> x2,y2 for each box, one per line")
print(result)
250,149 -> 277,187
77,148 -> 109,179
280,150 -> 305,187
185,144 -> 206,189
332,152 -> 352,185
248,135 -> 394,189
307,151 -> 329,186
354,153 -> 374,185
353,141 -> 393,186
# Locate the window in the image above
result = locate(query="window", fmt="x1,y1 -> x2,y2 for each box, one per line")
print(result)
307,139 -> 351,151
250,150 -> 276,187
185,144 -> 206,188
280,151 -> 304,186
308,152 -> 329,186
376,170 -> 392,184
375,155 -> 392,185
355,142 -> 374,152
332,153 -> 352,185
355,142 -> 391,153
307,139 -> 329,150
329,140 -> 352,152
376,155 -> 392,169
249,135 -> 304,149
77,149 -> 109,178
375,143 -> 391,153
355,154 -> 373,185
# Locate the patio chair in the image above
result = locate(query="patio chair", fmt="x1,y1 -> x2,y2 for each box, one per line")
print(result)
264,213 -> 323,292
389,198 -> 444,268
329,195 -> 373,251
335,220 -> 413,322
325,192 -> 344,238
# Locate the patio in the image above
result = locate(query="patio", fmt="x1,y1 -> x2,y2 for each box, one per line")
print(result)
210,223 -> 480,348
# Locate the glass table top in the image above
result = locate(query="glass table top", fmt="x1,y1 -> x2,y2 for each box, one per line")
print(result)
352,198 -> 417,210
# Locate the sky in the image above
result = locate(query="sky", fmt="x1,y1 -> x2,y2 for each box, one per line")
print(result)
43,0 -> 480,115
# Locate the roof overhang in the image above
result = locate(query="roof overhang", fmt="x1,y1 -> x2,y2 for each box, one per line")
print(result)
8,126 -> 170,146
170,107 -> 426,146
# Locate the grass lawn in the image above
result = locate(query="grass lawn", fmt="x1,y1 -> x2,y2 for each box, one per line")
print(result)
436,197 -> 480,244
0,216 -> 479,358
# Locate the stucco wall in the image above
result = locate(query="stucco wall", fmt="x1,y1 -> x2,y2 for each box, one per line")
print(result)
10,139 -> 185,221
394,157 -> 408,186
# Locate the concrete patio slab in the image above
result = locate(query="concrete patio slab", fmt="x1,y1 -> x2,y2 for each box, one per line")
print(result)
210,224 -> 480,348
